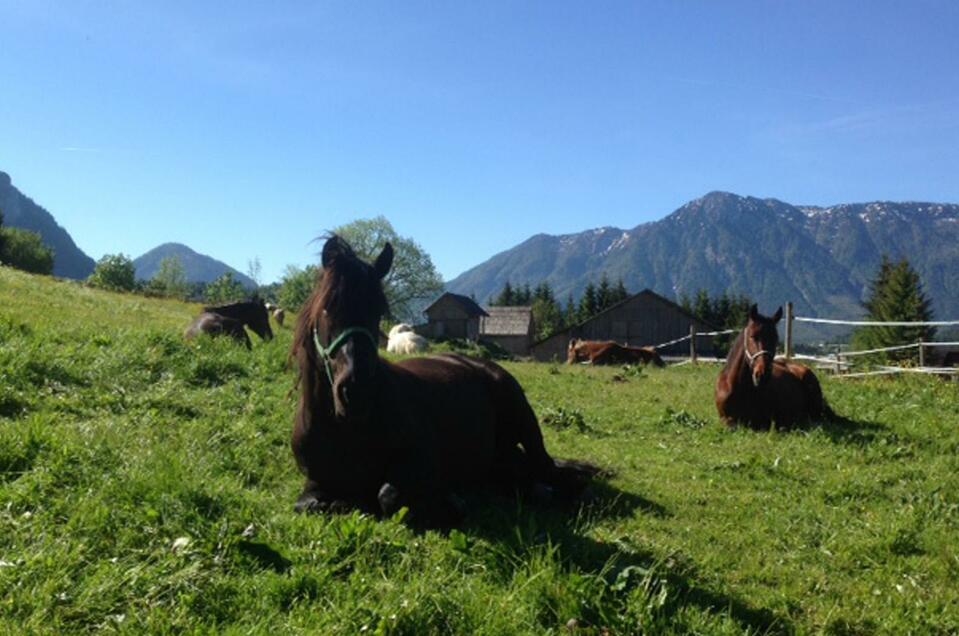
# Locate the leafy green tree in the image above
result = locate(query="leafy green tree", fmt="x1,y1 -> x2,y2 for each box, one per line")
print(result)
246,257 -> 263,290
532,296 -> 564,341
0,208 -> 5,259
333,217 -> 443,323
852,257 -> 935,361
0,226 -> 54,275
87,253 -> 137,292
145,255 -> 189,299
278,264 -> 319,313
204,272 -> 247,304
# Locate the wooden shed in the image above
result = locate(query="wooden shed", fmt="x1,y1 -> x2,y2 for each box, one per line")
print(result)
530,288 -> 718,362
417,292 -> 487,341
480,306 -> 534,356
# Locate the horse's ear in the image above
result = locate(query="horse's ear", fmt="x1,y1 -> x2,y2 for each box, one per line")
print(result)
374,242 -> 394,280
749,304 -> 759,322
772,306 -> 783,323
322,236 -> 345,269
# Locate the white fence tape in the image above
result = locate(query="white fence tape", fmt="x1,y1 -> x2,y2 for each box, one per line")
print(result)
794,316 -> 959,327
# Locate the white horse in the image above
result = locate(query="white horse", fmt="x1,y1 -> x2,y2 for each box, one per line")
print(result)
388,323 -> 414,338
387,324 -> 429,355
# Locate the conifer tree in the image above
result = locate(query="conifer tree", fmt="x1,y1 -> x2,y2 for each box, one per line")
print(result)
579,282 -> 599,322
597,273 -> 612,310
493,281 -> 515,307
853,257 -> 935,360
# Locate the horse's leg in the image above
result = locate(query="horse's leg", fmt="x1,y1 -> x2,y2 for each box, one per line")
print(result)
382,456 -> 463,527
294,480 -> 352,514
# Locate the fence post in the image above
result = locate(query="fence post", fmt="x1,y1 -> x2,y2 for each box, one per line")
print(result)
919,338 -> 925,368
689,324 -> 697,364
835,344 -> 842,375
784,302 -> 794,360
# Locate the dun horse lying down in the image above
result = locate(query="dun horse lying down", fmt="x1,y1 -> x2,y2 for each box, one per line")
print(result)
386,323 -> 429,355
715,305 -> 831,429
291,235 -> 599,526
184,298 -> 273,349
567,339 -> 665,367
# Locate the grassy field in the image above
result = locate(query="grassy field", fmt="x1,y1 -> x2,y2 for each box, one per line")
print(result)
2,265 -> 958,635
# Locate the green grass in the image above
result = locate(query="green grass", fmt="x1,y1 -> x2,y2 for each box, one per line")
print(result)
2,265 -> 958,634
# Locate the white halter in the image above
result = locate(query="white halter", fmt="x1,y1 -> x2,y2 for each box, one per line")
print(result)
742,327 -> 772,368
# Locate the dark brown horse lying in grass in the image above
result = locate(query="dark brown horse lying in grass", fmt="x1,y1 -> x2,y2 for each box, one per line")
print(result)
567,339 -> 666,367
715,305 -> 829,429
184,298 -> 273,349
291,235 -> 598,526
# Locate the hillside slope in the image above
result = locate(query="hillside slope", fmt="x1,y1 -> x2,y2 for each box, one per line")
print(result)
0,171 -> 96,279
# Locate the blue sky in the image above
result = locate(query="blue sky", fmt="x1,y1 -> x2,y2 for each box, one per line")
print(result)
1,1 -> 957,283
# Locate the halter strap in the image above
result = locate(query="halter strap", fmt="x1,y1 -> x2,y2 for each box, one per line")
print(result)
312,326 -> 379,386
742,327 -> 772,368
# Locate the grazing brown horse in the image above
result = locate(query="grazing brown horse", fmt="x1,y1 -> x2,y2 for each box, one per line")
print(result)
290,235 -> 597,526
567,339 -> 666,367
184,298 -> 273,349
715,305 -> 828,429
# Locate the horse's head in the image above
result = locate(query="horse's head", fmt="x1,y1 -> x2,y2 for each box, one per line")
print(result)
567,339 -> 582,364
743,304 -> 782,387
247,296 -> 274,342
295,234 -> 393,423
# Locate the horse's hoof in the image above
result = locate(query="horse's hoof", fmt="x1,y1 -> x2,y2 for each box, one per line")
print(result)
294,497 -> 323,514
378,483 -> 402,517
294,496 -> 349,515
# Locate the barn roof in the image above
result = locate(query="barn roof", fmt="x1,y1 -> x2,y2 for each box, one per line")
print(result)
531,288 -> 718,346
424,292 -> 489,317
480,306 -> 533,336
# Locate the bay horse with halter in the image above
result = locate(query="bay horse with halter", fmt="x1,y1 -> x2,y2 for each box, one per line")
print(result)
715,305 -> 828,429
291,235 -> 597,526
184,298 -> 273,349
567,339 -> 666,367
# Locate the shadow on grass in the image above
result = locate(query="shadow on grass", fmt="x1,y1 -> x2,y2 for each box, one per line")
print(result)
460,480 -> 791,635
793,410 -> 902,448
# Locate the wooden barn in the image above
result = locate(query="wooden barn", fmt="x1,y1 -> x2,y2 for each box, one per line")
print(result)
530,288 -> 718,362
416,292 -> 487,341
480,306 -> 534,356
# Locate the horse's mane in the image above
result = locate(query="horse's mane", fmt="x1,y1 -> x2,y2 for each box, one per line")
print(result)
721,329 -> 745,375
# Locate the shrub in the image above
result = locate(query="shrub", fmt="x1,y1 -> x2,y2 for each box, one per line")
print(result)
87,254 -> 137,292
204,272 -> 247,305
0,227 -> 54,275
278,265 -> 319,313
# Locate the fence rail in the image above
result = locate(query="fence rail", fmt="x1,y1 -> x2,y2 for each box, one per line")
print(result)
651,302 -> 959,377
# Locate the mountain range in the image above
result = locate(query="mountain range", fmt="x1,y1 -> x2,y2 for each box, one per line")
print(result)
446,192 -> 959,327
1,171 -> 252,287
133,243 -> 255,287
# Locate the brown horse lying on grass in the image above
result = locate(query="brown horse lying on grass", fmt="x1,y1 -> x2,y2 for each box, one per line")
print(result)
290,235 -> 599,527
715,305 -> 830,429
184,298 -> 273,349
567,339 -> 666,367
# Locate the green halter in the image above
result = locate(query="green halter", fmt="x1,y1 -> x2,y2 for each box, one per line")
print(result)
312,326 -> 379,386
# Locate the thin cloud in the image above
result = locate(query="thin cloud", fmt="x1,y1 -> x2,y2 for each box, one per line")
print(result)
60,146 -> 102,153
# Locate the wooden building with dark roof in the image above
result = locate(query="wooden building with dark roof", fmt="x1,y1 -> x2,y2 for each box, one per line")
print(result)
529,288 -> 718,362
417,292 -> 488,341
480,306 -> 534,356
